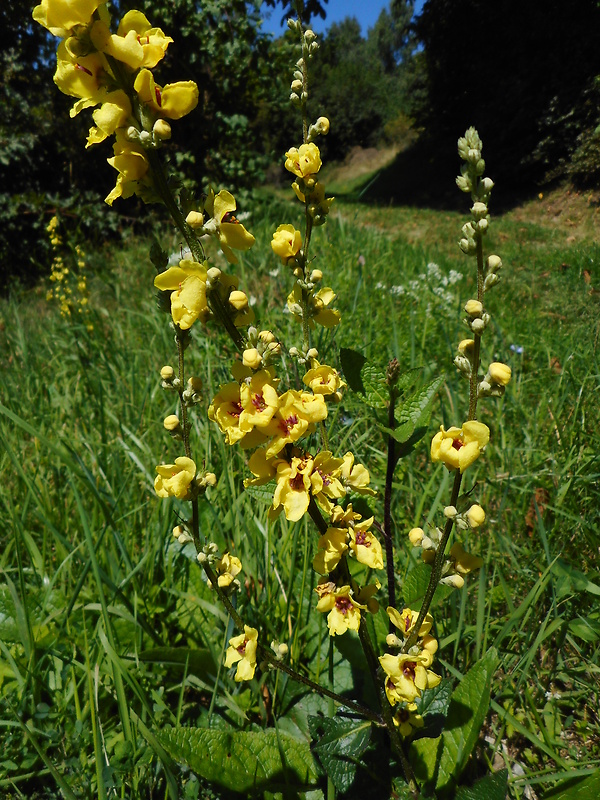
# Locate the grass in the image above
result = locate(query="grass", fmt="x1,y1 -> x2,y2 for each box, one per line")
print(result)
1,184 -> 599,799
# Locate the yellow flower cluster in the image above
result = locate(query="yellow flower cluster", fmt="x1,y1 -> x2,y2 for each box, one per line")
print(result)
45,216 -> 92,327
32,0 -> 199,204
379,606 -> 441,707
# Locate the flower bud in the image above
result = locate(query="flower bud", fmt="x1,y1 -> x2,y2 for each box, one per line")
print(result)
386,634 -> 402,648
487,255 -> 502,272
458,339 -> 475,356
441,573 -> 464,589
229,290 -> 248,311
186,210 -> 204,229
310,269 -> 323,282
161,365 -> 175,381
259,329 -> 276,344
188,376 -> 203,392
471,318 -> 486,333
444,505 -> 457,519
304,29 -> 316,42
291,79 -> 303,92
306,347 -> 319,360
477,218 -> 488,232
315,116 -> 329,135
465,299 -> 483,317
489,362 -> 512,386
409,527 -> 424,546
243,348 -> 262,369
466,504 -> 486,528
153,119 -> 172,140
163,414 -> 180,432
471,202 -> 488,219
484,273 -> 499,291
207,267 -> 221,282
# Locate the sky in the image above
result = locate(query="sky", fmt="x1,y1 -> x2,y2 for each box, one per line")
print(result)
260,0 -> 426,38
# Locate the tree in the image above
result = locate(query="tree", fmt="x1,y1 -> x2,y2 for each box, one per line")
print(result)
413,0 -> 600,190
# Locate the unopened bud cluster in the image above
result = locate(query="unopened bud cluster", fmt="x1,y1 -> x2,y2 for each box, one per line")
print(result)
243,327 -> 282,369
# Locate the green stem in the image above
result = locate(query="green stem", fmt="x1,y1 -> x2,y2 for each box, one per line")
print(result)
468,234 -> 485,421
383,386 -> 398,621
403,469 -> 462,653
200,560 -> 381,723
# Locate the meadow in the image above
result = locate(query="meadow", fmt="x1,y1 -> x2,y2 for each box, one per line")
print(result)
1,183 -> 599,799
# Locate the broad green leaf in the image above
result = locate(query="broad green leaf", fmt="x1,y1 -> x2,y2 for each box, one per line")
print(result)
454,769 -> 508,800
409,735 -> 442,784
339,348 -> 389,408
361,363 -> 389,408
308,716 -> 371,793
402,563 -> 452,609
394,376 -> 444,442
339,347 -> 367,394
157,726 -> 318,794
138,647 -> 216,677
436,648 -> 499,793
543,768 -> 600,799
415,679 -> 453,739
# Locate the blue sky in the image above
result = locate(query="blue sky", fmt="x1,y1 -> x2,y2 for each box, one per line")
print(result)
260,0 -> 426,37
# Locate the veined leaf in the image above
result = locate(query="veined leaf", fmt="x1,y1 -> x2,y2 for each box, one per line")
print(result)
454,769 -> 508,800
339,348 -> 389,408
157,725 -> 318,794
308,716 -> 372,793
543,768 -> 600,799
436,648 -> 499,792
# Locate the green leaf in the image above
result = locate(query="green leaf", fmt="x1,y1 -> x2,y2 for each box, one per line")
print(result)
339,347 -> 367,394
551,558 -> 600,597
568,616 -> 600,643
308,716 -> 372,793
409,735 -> 442,784
149,241 -> 169,272
157,726 -> 318,794
454,769 -> 508,800
339,348 -> 389,408
395,376 -> 444,440
543,768 -> 600,799
436,648 -> 499,793
138,648 -> 216,678
402,563 -> 452,609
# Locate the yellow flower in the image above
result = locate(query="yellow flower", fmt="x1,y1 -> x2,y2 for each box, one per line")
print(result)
339,451 -> 377,496
379,653 -> 441,706
32,0 -> 107,37
224,626 -> 258,682
393,704 -> 424,737
116,10 -> 173,68
264,390 -> 327,458
387,606 -> 433,639
271,224 -> 302,263
285,143 -> 322,178
466,504 -> 486,528
244,447 -> 282,487
86,90 -> 132,146
154,260 -> 209,330
53,41 -> 107,113
154,456 -> 196,499
488,362 -> 512,386
348,523 -> 383,570
105,130 -> 150,205
430,420 -> 490,473
208,382 -> 247,445
303,364 -> 346,397
313,528 -> 349,575
286,284 -> 341,329
203,189 -> 255,264
134,68 -> 199,120
315,583 -> 364,636
215,552 -> 242,589
272,455 -> 314,522
238,370 -> 280,432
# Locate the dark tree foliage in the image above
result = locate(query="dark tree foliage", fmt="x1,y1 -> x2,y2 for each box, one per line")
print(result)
414,0 -> 600,191
263,0 -> 328,28
2,0 -> 300,288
